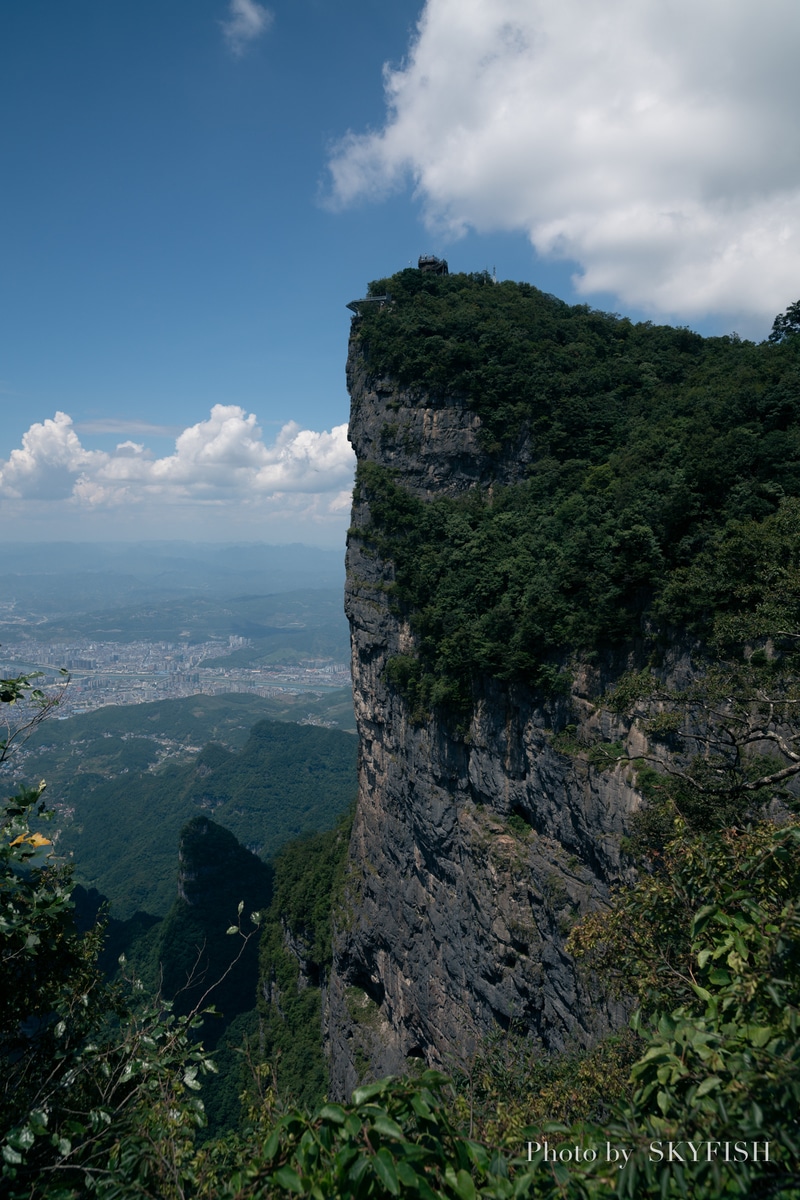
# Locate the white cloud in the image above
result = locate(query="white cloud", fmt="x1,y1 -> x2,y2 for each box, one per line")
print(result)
0,412 -> 106,500
327,0 -> 800,327
0,407 -> 356,521
76,419 -> 179,436
221,0 -> 273,56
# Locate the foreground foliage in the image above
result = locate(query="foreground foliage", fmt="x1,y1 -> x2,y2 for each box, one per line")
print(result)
4,767 -> 797,1197
199,821 -> 800,1199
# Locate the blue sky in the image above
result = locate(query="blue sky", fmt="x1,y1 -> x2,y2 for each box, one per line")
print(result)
2,1 -> 798,545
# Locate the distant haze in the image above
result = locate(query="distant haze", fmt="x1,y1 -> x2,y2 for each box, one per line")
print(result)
0,542 -> 346,611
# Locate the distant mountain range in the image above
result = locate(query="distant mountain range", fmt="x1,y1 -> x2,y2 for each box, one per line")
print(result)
0,540 -> 346,616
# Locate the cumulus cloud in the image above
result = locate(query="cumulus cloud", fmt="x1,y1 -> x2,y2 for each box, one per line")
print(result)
221,0 -> 273,56
0,412 -> 106,500
327,0 -> 800,326
0,407 -> 356,518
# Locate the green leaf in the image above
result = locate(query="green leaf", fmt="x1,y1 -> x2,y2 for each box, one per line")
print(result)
692,904 -> 717,933
273,1165 -> 305,1193
694,1075 -> 722,1097
344,1114 -> 361,1138
262,1128 -> 281,1161
396,1159 -> 421,1188
352,1080 -> 391,1106
348,1155 -> 370,1184
489,1150 -> 508,1179
318,1103 -> 347,1124
465,1141 -> 490,1171
371,1114 -> 405,1141
373,1148 -> 400,1195
454,1168 -> 477,1200
638,1045 -> 670,1064
16,1128 -> 35,1151
747,1026 -> 774,1048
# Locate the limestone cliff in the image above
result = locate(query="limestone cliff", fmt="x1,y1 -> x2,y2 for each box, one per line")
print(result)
327,330 -> 642,1098
158,817 -> 271,1033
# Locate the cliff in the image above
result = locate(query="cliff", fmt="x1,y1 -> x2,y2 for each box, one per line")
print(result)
256,816 -> 352,1109
327,327 -> 640,1097
325,270 -> 800,1099
157,817 -> 272,1030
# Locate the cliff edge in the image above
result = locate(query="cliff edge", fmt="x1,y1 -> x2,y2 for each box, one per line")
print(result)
327,320 -> 639,1097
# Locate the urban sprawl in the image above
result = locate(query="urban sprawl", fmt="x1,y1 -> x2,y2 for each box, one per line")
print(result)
0,637 -> 351,716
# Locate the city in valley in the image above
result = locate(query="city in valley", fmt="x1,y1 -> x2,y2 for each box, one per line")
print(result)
0,542 -> 352,720
0,633 -> 351,716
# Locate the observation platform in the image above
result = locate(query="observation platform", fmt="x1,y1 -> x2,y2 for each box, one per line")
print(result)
346,294 -> 392,316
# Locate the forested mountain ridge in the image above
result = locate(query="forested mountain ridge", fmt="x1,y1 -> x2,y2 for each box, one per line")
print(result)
352,270 -> 800,706
329,270 -> 800,1097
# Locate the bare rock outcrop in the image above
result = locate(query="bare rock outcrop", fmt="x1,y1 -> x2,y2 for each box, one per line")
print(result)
327,333 -> 640,1099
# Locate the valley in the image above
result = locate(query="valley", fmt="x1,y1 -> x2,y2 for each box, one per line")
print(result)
0,544 -> 357,915
0,573 -> 351,714
0,629 -> 350,714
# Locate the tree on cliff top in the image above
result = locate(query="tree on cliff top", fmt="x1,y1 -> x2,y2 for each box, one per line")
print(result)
352,276 -> 800,721
769,298 -> 800,343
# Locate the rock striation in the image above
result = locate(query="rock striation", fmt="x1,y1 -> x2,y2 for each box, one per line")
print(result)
327,331 -> 642,1099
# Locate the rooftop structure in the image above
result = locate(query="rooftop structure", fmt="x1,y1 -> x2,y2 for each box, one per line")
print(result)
418,254 -> 448,275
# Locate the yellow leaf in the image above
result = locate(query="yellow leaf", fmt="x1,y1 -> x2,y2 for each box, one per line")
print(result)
9,833 -> 52,848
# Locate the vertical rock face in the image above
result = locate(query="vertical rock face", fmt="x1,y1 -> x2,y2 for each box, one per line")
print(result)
163,817 -> 272,1033
327,336 -> 640,1100
177,816 -> 271,915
